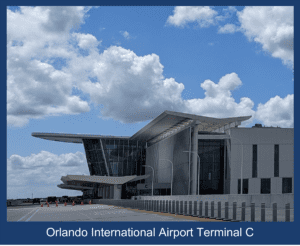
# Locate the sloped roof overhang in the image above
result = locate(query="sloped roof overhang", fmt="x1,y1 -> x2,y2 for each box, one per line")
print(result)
130,110 -> 252,142
31,133 -> 129,143
32,111 -> 251,144
61,174 -> 149,185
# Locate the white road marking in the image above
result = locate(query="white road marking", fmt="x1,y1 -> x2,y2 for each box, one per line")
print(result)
25,208 -> 40,221
17,208 -> 36,221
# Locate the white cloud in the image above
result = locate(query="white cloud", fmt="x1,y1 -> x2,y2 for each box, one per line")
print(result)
120,31 -> 130,39
255,94 -> 294,128
7,151 -> 89,198
69,45 -> 256,122
166,6 -> 218,27
218,23 -> 240,34
237,6 -> 294,66
184,73 -> 255,124
7,7 -> 91,127
69,46 -> 186,122
7,6 -> 293,129
72,33 -> 100,50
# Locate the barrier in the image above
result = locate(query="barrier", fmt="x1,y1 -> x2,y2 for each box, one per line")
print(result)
261,203 -> 265,222
231,202 -> 239,222
223,202 -> 230,221
165,200 -> 169,213
205,201 -> 208,218
192,201 -> 197,217
241,202 -> 246,221
286,203 -> 290,222
198,201 -> 204,218
273,203 -> 277,222
179,201 -> 184,215
210,201 -> 216,219
184,201 -> 188,215
187,201 -> 192,216
175,201 -> 179,215
216,201 -> 222,220
91,199 -> 294,222
251,203 -> 255,222
171,200 -> 175,214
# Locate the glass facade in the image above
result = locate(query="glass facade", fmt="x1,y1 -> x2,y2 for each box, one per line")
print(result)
83,138 -> 146,177
238,179 -> 249,194
198,139 -> 225,194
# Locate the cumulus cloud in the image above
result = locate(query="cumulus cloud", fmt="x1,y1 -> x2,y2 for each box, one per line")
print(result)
166,6 -> 218,27
184,73 -> 255,124
72,33 -> 100,50
255,94 -> 294,128
237,6 -> 294,66
7,151 -> 89,198
68,46 -> 186,122
66,45 -> 256,123
218,23 -> 240,34
7,6 -> 293,129
166,6 -> 238,28
7,7 -> 91,127
7,151 -> 89,197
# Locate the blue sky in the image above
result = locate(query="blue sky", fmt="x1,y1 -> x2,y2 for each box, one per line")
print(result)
7,6 -> 293,199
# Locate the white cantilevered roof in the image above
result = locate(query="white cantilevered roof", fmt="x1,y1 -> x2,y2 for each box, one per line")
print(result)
130,110 -> 252,141
61,174 -> 149,185
32,111 -> 251,143
31,132 -> 130,143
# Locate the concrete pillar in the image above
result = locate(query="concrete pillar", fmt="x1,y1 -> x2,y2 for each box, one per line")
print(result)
113,184 -> 122,199
191,124 -> 199,195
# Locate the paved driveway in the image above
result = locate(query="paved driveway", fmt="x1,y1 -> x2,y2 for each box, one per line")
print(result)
7,204 -> 199,222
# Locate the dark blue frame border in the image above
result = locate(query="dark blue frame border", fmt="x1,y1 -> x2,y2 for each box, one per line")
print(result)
1,0 -> 298,244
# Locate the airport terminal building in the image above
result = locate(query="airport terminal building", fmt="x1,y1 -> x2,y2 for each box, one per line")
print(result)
32,111 -> 294,200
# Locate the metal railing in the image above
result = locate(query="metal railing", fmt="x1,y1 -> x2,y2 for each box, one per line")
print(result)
93,199 -> 294,222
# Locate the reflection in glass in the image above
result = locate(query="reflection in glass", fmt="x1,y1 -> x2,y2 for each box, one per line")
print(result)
83,138 -> 146,177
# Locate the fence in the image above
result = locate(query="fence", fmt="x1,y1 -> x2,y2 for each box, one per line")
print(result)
93,199 -> 294,222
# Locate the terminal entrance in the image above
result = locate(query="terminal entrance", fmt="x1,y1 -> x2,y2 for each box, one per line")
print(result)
198,139 -> 225,194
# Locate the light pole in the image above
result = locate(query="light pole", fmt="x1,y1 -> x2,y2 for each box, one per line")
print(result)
142,165 -> 154,196
230,137 -> 243,194
160,159 -> 173,196
183,151 -> 201,195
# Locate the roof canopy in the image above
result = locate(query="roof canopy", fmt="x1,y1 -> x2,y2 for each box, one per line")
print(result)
31,133 -> 129,143
32,110 -> 251,143
61,174 -> 149,185
130,110 -> 251,142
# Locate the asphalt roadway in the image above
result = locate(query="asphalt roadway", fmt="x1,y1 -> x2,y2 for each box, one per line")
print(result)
7,204 -> 223,222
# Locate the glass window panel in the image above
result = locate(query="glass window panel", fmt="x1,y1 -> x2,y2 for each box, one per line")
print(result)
261,178 -> 271,194
238,179 -> 249,194
282,178 -> 292,193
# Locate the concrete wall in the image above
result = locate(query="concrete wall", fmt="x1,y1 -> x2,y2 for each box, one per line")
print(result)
146,128 -> 190,195
227,128 -> 294,195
